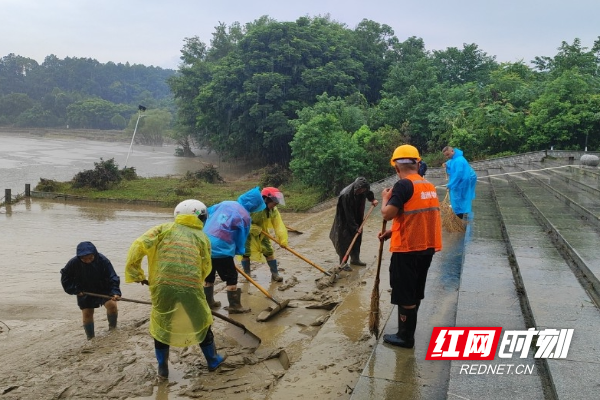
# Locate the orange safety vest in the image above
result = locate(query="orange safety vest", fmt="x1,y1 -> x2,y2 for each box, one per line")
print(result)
390,174 -> 443,253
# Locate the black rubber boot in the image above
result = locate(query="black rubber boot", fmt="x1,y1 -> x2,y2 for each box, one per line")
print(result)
107,313 -> 118,330
383,307 -> 417,348
350,258 -> 367,266
224,288 -> 250,314
241,258 -> 251,275
204,286 -> 221,309
83,322 -> 95,340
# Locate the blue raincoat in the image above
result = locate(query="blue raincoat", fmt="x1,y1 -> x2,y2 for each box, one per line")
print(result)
445,148 -> 477,214
204,187 -> 266,258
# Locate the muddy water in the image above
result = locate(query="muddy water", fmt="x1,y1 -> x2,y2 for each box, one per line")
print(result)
0,131 -> 254,318
0,131 -> 252,194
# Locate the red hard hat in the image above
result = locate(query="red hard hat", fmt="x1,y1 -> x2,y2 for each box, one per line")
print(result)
261,187 -> 285,206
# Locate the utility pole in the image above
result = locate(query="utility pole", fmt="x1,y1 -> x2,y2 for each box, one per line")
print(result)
124,105 -> 146,168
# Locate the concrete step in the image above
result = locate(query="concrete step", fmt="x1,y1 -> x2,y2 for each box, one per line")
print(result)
491,167 -> 600,400
506,164 -> 600,302
447,171 -> 546,399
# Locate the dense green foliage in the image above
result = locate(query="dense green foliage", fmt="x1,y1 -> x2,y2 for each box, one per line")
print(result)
0,54 -> 176,131
170,16 -> 600,195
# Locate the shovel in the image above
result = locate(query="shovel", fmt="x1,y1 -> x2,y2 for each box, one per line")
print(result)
261,230 -> 331,276
285,225 -> 303,234
82,292 -> 261,348
234,266 -> 290,322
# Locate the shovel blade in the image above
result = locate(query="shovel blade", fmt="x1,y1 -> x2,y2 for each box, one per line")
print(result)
256,299 -> 290,322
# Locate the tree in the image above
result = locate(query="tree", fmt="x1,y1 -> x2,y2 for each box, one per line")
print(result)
525,69 -> 600,150
290,114 -> 363,196
125,108 -> 172,146
170,16 -> 392,166
432,43 -> 497,85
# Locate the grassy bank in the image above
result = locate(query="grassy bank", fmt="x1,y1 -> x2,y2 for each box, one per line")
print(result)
35,176 -> 324,212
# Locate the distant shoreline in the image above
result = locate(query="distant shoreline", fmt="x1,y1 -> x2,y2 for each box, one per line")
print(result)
0,127 -> 133,142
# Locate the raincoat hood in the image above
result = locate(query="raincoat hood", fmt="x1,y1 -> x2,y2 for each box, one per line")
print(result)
76,241 -> 97,257
238,187 -> 266,213
340,177 -> 370,197
451,148 -> 464,159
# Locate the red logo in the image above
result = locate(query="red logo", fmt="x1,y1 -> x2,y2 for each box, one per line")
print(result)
425,327 -> 502,360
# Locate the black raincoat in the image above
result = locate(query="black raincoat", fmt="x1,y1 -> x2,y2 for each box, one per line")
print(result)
60,241 -> 121,309
329,177 -> 375,261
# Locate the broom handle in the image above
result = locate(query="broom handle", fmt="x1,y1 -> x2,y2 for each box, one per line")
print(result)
339,203 -> 376,268
375,220 -> 387,276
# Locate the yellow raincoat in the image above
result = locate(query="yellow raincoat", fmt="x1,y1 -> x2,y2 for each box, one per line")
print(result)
125,214 -> 213,347
246,207 -> 288,262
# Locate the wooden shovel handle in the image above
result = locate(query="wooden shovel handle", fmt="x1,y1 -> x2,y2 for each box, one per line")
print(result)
82,291 -> 254,332
339,203 -> 377,268
233,265 -> 280,306
261,230 -> 330,276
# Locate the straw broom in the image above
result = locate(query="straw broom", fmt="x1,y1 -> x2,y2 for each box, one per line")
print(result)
369,220 -> 387,339
440,190 -> 466,233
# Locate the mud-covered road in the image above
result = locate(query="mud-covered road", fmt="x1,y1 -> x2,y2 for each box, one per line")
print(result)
0,201 -> 396,400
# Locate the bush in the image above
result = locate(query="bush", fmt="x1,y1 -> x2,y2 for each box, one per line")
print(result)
259,164 -> 292,188
194,165 -> 225,184
35,178 -> 61,192
121,167 -> 138,180
72,158 -> 122,190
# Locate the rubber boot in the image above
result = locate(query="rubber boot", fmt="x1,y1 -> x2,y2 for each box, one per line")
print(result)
268,259 -> 283,282
155,347 -> 169,379
204,286 -> 221,309
83,322 -> 95,340
383,307 -> 417,348
200,341 -> 226,372
107,313 -> 118,330
241,258 -> 251,275
350,256 -> 367,266
224,288 -> 250,314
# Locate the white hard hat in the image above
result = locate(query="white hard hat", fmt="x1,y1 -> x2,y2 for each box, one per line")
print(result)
174,199 -> 208,221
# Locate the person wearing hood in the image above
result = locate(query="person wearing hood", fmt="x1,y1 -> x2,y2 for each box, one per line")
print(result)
124,199 -> 226,379
442,146 -> 477,219
203,187 -> 266,313
329,177 -> 379,269
242,187 -> 288,282
60,241 -> 121,340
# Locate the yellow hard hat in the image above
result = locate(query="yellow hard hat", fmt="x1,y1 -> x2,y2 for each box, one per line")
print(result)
390,145 -> 421,166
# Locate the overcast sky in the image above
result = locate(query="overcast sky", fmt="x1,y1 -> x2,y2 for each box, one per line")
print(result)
1,0 -> 598,70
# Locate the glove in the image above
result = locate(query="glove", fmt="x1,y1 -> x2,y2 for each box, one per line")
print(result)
250,224 -> 262,236
139,279 -> 149,285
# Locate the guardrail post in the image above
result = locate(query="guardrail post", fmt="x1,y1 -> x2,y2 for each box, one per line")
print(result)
5,189 -> 11,204
25,184 -> 31,197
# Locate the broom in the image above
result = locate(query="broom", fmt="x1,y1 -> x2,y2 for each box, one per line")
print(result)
440,190 -> 466,233
369,219 -> 387,339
